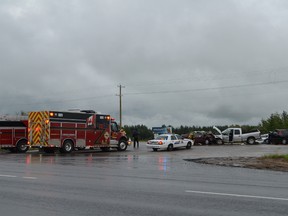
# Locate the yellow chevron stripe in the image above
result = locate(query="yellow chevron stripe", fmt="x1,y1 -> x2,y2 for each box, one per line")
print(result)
28,111 -> 50,146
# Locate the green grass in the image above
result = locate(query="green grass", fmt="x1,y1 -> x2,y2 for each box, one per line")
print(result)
262,154 -> 288,161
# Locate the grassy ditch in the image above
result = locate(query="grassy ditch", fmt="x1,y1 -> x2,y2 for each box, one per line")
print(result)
256,154 -> 288,171
261,154 -> 288,161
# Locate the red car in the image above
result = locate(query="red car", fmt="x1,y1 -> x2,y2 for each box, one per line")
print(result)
192,131 -> 217,145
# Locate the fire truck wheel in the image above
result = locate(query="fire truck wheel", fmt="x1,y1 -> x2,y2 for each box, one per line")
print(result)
117,139 -> 128,151
16,140 -> 29,153
62,140 -> 74,153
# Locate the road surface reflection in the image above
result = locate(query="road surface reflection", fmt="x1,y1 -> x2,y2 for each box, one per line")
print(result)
24,151 -> 170,175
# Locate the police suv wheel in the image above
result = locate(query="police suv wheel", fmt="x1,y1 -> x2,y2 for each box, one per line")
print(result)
167,144 -> 173,151
186,142 -> 192,149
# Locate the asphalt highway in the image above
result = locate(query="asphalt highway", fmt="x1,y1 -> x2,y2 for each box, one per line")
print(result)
0,143 -> 288,216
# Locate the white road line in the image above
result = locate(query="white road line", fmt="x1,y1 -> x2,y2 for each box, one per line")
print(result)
0,174 -> 17,178
22,176 -> 37,180
0,174 -> 37,180
185,190 -> 288,201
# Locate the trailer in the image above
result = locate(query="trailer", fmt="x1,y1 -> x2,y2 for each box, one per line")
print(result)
28,110 -> 130,153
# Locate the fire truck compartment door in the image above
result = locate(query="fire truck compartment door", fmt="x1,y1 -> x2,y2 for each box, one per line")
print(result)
0,128 -> 13,145
86,115 -> 111,146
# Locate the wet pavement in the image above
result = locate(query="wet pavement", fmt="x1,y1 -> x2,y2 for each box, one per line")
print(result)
0,143 -> 288,216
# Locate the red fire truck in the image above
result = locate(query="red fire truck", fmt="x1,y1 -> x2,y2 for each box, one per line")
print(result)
28,110 -> 130,153
0,120 -> 29,153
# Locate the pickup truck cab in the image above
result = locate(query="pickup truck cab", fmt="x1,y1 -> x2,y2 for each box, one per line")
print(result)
213,126 -> 261,145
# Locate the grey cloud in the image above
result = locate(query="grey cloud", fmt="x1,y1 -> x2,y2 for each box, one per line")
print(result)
1,0 -> 288,127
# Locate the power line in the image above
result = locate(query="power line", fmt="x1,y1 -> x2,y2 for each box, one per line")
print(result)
124,80 -> 288,96
2,79 -> 287,110
3,79 -> 287,109
122,66 -> 288,88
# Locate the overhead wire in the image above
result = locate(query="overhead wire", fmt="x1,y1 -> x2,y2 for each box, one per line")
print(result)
1,66 -> 288,108
124,80 -> 288,96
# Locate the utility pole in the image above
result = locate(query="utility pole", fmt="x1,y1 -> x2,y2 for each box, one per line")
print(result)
117,84 -> 125,128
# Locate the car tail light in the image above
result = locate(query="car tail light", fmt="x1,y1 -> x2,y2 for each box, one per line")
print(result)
158,141 -> 163,145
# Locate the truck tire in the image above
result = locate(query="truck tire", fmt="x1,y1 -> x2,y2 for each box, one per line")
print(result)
246,137 -> 255,145
16,140 -> 29,153
117,139 -> 128,151
61,140 -> 74,153
167,144 -> 173,151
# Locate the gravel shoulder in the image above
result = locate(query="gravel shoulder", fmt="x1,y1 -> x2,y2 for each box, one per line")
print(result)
186,157 -> 288,172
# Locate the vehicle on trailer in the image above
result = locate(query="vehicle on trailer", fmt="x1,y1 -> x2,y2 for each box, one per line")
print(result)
0,120 -> 29,153
268,129 -> 288,145
146,134 -> 193,151
28,110 -> 130,153
213,126 -> 261,145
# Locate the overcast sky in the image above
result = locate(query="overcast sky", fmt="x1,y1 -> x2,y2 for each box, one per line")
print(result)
1,0 -> 288,128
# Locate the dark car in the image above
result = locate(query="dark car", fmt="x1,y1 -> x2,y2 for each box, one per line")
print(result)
268,129 -> 288,144
192,131 -> 217,145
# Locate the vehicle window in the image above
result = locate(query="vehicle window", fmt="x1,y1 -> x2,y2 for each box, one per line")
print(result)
222,129 -> 229,135
111,122 -> 119,132
156,136 -> 168,140
235,129 -> 240,135
171,135 -> 177,140
176,135 -> 182,140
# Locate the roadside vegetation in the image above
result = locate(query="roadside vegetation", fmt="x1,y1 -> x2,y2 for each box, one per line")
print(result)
260,111 -> 288,133
261,154 -> 288,161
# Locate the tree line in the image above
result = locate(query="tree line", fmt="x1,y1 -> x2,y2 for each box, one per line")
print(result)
123,111 -> 288,140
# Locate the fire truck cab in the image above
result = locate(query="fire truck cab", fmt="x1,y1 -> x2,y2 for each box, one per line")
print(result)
28,110 -> 129,153
0,120 -> 29,153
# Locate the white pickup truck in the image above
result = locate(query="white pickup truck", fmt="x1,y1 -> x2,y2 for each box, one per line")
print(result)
213,126 -> 261,144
